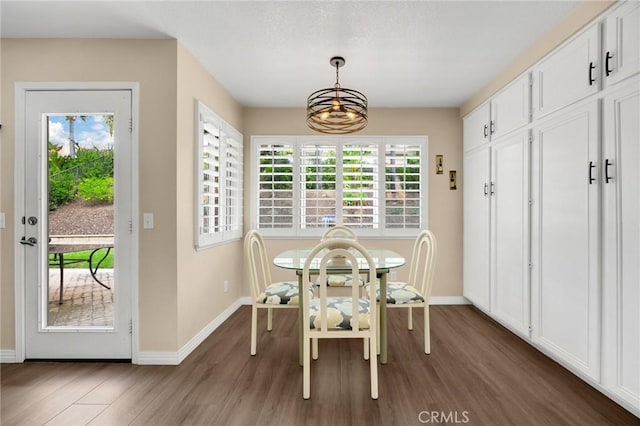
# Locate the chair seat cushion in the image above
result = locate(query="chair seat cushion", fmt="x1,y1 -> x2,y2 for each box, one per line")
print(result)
258,281 -> 311,305
323,274 -> 364,287
309,297 -> 371,330
367,282 -> 425,304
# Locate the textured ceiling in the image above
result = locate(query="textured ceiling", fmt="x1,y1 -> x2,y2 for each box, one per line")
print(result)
1,1 -> 581,107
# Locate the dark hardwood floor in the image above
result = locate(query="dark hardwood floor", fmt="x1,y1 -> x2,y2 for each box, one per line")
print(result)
1,305 -> 638,425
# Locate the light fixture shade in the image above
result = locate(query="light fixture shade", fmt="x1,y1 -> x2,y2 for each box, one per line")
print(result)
307,57 -> 368,134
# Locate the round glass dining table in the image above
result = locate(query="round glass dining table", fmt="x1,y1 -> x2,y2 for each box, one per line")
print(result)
273,248 -> 405,365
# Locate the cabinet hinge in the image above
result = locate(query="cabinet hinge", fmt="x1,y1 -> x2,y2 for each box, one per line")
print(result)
528,263 -> 533,269
128,219 -> 133,234
128,118 -> 133,133
128,319 -> 133,335
528,74 -> 533,87
528,325 -> 533,333
528,134 -> 534,143
528,199 -> 534,206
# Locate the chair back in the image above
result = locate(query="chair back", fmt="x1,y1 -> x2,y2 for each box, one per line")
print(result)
244,230 -> 273,300
408,230 -> 438,299
302,239 -> 376,334
321,224 -> 357,241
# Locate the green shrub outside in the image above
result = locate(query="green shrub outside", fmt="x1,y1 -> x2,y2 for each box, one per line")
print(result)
77,177 -> 114,203
48,145 -> 114,210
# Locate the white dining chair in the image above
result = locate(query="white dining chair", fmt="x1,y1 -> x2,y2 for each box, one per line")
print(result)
320,224 -> 364,289
244,230 -> 311,356
302,238 -> 378,399
370,229 -> 437,354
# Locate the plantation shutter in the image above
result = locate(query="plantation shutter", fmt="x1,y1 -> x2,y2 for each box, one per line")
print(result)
201,121 -> 221,236
385,142 -> 422,229
257,142 -> 294,229
342,143 -> 379,228
300,143 -> 337,229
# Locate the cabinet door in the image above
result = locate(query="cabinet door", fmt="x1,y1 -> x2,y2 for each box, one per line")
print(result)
530,100 -> 600,380
490,74 -> 531,140
463,147 -> 491,311
463,103 -> 490,152
602,77 -> 640,407
604,1 -> 640,87
532,24 -> 600,120
490,131 -> 530,335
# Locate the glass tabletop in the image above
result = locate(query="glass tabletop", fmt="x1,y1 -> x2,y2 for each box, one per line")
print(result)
273,248 -> 405,272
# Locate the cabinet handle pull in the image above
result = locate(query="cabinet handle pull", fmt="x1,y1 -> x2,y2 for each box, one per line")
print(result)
483,183 -> 489,196
605,158 -> 612,183
589,161 -> 596,184
490,182 -> 495,196
605,52 -> 613,77
483,124 -> 488,138
589,62 -> 596,86
490,120 -> 495,135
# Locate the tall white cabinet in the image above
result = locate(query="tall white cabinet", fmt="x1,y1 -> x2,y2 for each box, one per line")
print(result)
463,1 -> 640,416
530,100 -> 601,381
463,74 -> 530,334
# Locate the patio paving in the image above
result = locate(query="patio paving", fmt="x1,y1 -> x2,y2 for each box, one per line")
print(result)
47,269 -> 114,327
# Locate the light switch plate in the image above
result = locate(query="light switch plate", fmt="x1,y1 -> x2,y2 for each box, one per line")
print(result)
0,212 -> 5,229
143,213 -> 154,229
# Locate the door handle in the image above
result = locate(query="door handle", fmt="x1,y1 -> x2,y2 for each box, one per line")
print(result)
605,52 -> 613,77
20,236 -> 38,246
483,124 -> 488,138
490,182 -> 495,196
589,62 -> 596,86
483,183 -> 489,196
589,161 -> 596,184
605,158 -> 612,183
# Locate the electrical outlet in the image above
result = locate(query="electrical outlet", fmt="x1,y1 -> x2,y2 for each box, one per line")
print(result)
224,280 -> 229,293
390,271 -> 398,281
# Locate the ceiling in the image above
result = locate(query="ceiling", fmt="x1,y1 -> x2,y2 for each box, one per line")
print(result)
1,1 -> 581,108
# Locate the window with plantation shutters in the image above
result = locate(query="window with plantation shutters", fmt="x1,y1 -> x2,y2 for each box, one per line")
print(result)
196,101 -> 243,248
251,136 -> 427,237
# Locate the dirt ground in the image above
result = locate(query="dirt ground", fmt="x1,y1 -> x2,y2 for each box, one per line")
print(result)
49,199 -> 113,235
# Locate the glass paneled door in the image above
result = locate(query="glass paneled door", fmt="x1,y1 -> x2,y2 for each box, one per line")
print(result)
22,90 -> 133,359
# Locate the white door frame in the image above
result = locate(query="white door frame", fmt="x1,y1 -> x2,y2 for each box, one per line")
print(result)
14,82 -> 140,363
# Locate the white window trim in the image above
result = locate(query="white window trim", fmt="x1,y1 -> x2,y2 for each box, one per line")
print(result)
250,135 -> 428,238
195,101 -> 243,249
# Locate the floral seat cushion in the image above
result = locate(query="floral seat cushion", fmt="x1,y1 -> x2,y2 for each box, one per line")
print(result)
309,297 -> 371,330
323,274 -> 365,287
366,282 -> 425,304
257,281 -> 313,305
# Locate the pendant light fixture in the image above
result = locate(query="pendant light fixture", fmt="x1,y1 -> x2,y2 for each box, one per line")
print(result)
306,56 -> 368,134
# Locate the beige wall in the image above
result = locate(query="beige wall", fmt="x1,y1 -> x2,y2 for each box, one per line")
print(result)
461,0 -> 617,116
242,107 -> 463,298
0,39 -> 179,352
175,44 -> 244,348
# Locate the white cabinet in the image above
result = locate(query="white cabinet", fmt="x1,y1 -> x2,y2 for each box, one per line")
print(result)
532,24 -> 601,120
490,131 -> 530,335
463,147 -> 491,311
463,129 -> 530,330
490,75 -> 531,140
603,1 -> 640,87
530,100 -> 601,381
601,77 -> 640,408
463,102 -> 491,152
463,74 -> 530,152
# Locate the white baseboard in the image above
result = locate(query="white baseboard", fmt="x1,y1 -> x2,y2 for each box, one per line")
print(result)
0,350 -> 17,363
137,297 -> 244,365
